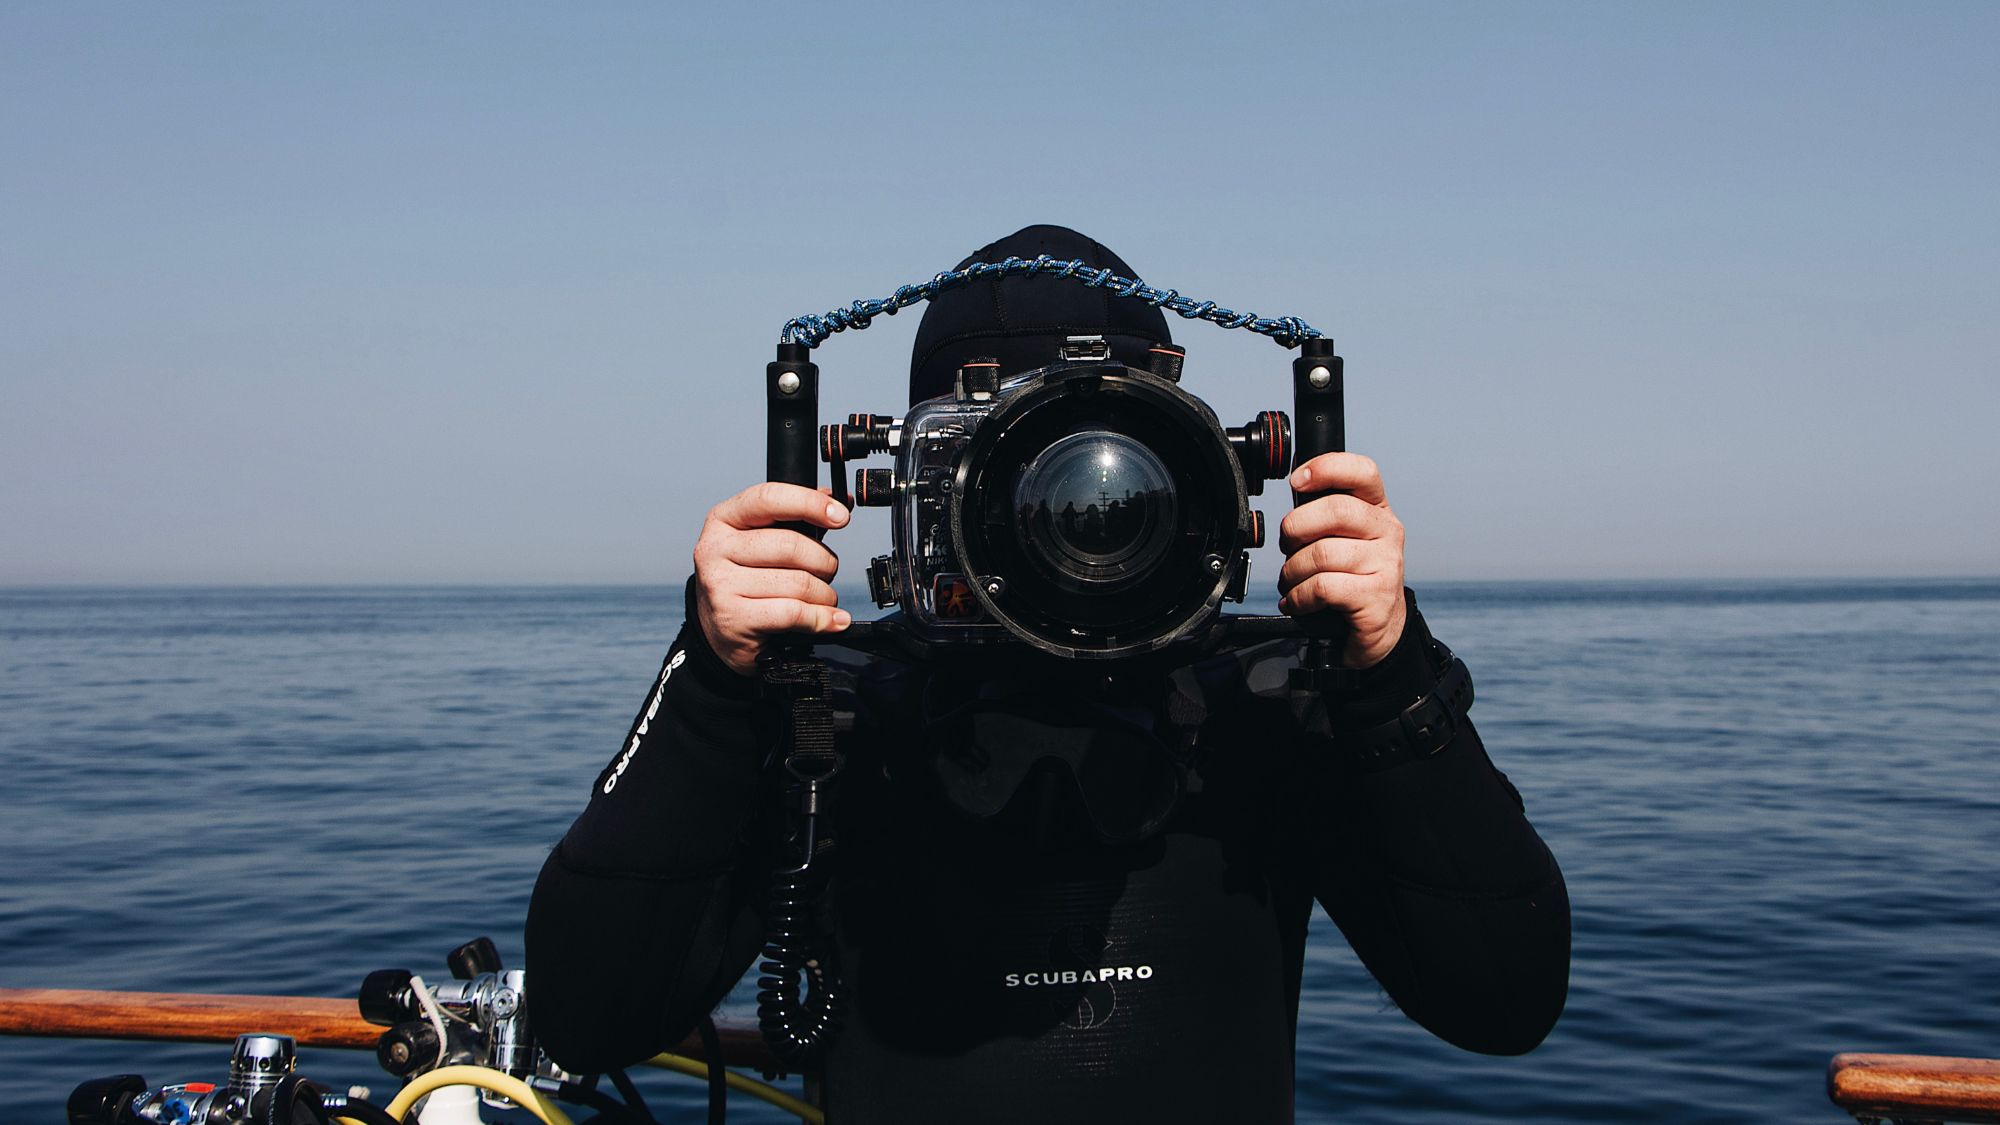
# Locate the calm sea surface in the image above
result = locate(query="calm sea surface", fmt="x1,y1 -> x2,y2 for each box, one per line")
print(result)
3,582 -> 1998,1124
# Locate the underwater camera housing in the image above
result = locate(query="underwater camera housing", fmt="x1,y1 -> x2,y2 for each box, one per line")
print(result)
768,254 -> 1352,671
826,337 -> 1293,662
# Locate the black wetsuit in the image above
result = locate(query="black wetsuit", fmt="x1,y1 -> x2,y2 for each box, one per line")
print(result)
525,587 -> 1569,1124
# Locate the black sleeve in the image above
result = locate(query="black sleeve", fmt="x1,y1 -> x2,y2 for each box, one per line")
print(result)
524,581 -> 776,1075
1296,599 -> 1571,1056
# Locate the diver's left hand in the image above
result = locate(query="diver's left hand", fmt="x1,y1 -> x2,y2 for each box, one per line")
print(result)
1277,452 -> 1407,669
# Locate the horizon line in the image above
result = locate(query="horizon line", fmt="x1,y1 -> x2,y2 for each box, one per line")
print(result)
4,575 -> 1999,591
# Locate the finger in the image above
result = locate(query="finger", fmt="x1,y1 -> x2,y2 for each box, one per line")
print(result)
711,528 -> 842,581
1278,493 -> 1400,555
1288,452 -> 1386,506
718,568 -> 840,607
710,482 -> 852,532
1278,570 -> 1378,618
1277,537 -> 1382,594
727,596 -> 852,636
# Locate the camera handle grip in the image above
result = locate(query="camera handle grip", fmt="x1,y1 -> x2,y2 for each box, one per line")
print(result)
767,343 -> 823,542
1289,338 -> 1360,689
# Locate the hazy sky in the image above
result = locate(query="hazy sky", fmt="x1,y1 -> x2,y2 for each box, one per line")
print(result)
3,1 -> 1994,585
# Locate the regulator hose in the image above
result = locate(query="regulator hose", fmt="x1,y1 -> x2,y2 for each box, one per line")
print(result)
696,1015 -> 728,1124
379,1067 -> 573,1125
606,1068 -> 656,1123
642,1055 -> 822,1125
563,1081 -> 648,1125
262,1074 -> 329,1125
322,1096 -> 401,1125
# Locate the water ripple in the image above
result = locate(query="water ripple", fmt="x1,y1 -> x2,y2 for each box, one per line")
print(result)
3,581 -> 1998,1123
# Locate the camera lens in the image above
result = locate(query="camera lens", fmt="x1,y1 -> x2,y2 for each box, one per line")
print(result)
1012,430 -> 1178,587
950,364 -> 1247,660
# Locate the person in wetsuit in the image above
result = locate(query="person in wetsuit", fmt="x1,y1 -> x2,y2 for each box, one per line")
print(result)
525,225 -> 1570,1123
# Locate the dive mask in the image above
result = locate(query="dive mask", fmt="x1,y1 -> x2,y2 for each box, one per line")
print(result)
921,696 -> 1184,846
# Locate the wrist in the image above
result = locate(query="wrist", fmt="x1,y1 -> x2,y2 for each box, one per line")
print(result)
1344,593 -> 1410,669
1322,589 -> 1441,730
681,576 -> 760,698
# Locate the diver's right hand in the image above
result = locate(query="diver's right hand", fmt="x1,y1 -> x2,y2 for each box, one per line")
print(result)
693,482 -> 851,677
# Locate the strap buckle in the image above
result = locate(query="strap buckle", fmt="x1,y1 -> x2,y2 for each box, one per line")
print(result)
1341,654 -> 1474,771
1396,686 -> 1460,759
785,754 -> 845,815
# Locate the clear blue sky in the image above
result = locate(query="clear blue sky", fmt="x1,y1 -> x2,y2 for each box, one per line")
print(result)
3,1 -> 1994,584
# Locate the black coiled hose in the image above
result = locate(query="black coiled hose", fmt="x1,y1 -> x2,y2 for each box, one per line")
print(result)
758,653 -> 845,1074
756,863 -> 845,1070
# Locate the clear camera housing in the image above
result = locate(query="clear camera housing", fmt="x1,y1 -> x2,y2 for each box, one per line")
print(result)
876,351 -> 1264,661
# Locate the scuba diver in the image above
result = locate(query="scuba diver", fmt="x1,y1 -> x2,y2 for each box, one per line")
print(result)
525,225 -> 1570,1122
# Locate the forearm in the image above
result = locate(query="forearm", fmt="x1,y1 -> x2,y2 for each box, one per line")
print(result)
526,851 -> 767,1072
1315,721 -> 1570,1055
560,599 -> 767,876
1299,604 -> 1571,1054
526,595 -> 773,1070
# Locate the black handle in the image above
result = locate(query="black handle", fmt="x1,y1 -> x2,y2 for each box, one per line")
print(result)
768,343 -> 819,487
1291,337 -> 1344,477
768,343 -> 820,539
1290,338 -> 1350,652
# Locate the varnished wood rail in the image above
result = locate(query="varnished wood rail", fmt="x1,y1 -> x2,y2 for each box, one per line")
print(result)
1829,1053 -> 2000,1124
0,989 -> 778,1072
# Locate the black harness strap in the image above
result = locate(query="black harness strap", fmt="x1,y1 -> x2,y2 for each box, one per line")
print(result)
763,655 -> 843,795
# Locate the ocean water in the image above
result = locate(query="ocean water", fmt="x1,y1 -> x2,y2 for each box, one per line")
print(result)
3,581 -> 1998,1124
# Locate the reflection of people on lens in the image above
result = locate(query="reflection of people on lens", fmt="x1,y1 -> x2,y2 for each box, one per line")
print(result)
1016,431 -> 1177,581
1105,494 -> 1140,549
530,224 -> 1569,1124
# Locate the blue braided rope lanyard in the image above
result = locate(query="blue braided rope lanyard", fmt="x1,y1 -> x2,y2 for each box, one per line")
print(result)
780,255 -> 1323,350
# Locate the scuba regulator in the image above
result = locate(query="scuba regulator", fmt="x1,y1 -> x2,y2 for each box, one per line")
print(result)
68,938 -> 711,1125
66,1034 -> 384,1125
356,936 -> 710,1123
754,255 -> 1357,1071
358,938 -> 541,1090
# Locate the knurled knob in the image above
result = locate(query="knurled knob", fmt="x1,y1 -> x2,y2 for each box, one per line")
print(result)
856,469 -> 895,506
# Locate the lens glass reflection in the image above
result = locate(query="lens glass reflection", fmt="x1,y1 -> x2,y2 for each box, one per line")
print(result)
1012,430 -> 1178,583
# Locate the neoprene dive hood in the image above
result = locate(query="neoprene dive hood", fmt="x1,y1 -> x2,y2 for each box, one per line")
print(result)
908,225 -> 1174,406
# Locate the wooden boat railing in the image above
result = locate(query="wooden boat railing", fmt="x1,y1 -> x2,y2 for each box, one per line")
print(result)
0,987 -> 780,1073
17,995 -> 1997,1122
1829,1053 -> 2000,1124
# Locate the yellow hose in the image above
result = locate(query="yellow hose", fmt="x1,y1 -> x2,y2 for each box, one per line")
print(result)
642,1052 -> 824,1125
378,1066 -> 574,1125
